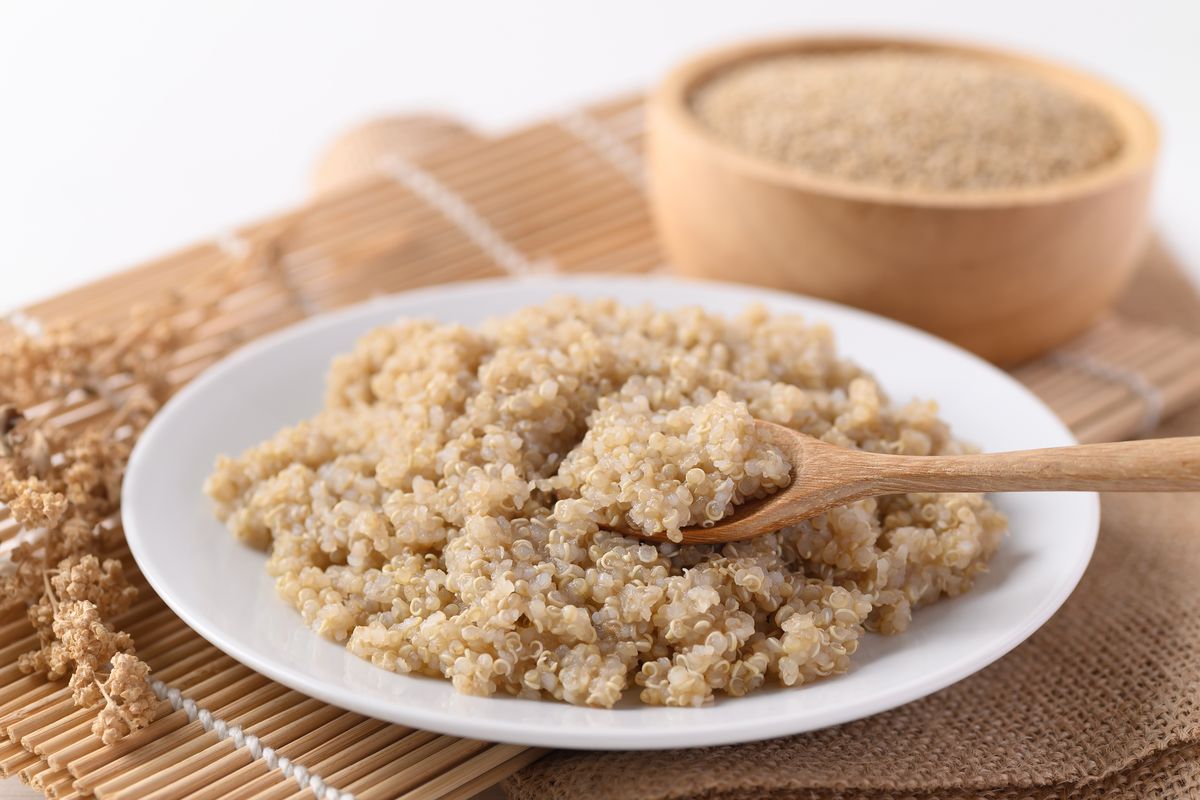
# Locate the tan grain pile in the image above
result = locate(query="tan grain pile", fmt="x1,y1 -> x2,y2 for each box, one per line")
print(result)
206,297 -> 1006,707
691,50 -> 1122,191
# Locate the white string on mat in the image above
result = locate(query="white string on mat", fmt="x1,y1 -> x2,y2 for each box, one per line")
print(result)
214,231 -> 252,261
1047,349 -> 1165,436
2,309 -> 45,338
216,229 -> 321,317
378,155 -> 555,277
560,107 -> 674,278
276,254 -> 324,317
150,678 -> 356,800
558,110 -> 647,190
602,104 -> 648,139
559,109 -> 678,278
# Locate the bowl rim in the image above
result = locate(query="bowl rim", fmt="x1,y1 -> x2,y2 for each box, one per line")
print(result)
652,33 -> 1160,209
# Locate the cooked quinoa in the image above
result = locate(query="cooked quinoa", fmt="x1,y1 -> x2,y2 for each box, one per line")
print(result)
205,297 -> 1007,707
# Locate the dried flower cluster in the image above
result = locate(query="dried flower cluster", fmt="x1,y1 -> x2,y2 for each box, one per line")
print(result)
2,313 -> 176,603
2,235 -> 292,744
91,653 -> 159,745
2,310 -> 184,744
19,554 -> 138,675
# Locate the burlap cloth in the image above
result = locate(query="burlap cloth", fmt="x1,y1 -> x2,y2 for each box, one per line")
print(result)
504,242 -> 1200,800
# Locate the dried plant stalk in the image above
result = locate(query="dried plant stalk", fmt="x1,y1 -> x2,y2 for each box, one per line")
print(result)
1,237 -> 284,748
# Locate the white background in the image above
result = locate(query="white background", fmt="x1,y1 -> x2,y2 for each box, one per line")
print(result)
0,5 -> 1195,797
1,1 -> 1199,314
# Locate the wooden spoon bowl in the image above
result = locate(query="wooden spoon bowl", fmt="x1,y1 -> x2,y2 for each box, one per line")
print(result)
639,421 -> 1200,545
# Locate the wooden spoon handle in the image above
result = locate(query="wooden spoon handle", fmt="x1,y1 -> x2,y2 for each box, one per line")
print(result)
863,437 -> 1200,494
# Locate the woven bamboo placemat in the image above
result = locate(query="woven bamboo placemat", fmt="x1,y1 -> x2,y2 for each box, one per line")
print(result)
3,96 -> 1200,800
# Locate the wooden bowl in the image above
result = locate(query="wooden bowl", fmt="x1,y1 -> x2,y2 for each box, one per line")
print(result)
648,36 -> 1159,364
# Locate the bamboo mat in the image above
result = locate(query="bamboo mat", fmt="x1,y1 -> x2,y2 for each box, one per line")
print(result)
3,95 -> 1200,800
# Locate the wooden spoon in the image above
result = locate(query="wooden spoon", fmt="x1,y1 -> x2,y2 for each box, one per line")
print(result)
644,421 -> 1200,544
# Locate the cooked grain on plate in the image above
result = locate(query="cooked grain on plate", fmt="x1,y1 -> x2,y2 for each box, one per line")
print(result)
205,297 -> 1006,707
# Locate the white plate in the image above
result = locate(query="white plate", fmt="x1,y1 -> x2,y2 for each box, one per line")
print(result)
123,275 -> 1097,750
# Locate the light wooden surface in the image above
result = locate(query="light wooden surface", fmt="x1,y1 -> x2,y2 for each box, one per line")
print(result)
667,424 -> 1200,543
648,34 -> 1160,364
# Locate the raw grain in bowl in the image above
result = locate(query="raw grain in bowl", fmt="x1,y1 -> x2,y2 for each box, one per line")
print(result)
205,297 -> 1007,707
691,50 -> 1123,191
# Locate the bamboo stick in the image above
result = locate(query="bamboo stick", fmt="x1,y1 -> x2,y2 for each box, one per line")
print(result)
140,638 -> 227,679
294,236 -> 499,304
0,680 -> 58,721
243,696 -> 338,747
0,614 -> 33,646
334,735 -> 490,800
72,717 -> 218,793
4,688 -> 76,742
44,769 -> 77,798
136,692 -> 321,800
266,726 -> 426,799
1014,327 -> 1200,437
425,747 -> 549,800
232,141 -> 638,291
1049,339 -> 1200,433
0,662 -> 34,695
238,717 -> 395,800
1031,327 -> 1174,412
250,703 -> 358,755
357,743 -> 532,800
88,673 -> 281,796
0,744 -> 39,777
21,755 -> 56,789
1052,332 -> 1200,417
0,634 -> 41,668
184,707 -> 365,800
1054,325 -> 1184,394
91,729 -> 224,797
298,145 -> 638,253
42,704 -> 177,770
125,622 -> 196,662
1076,364 -> 1200,443
256,151 -> 647,287
46,650 -> 239,768
293,124 -> 597,233
18,705 -> 93,754
0,739 -> 29,765
0,523 -> 21,546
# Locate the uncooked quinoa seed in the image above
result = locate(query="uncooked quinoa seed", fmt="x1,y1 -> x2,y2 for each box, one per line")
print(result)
206,297 -> 1007,707
691,50 -> 1122,191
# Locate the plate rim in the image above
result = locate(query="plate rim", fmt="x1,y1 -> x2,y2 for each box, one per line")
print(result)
123,273 -> 1099,749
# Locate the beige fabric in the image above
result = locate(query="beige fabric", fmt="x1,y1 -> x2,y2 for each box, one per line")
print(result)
505,244 -> 1200,800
